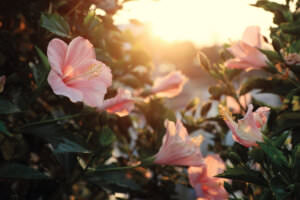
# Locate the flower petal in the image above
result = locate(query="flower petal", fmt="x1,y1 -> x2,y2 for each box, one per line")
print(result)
64,36 -> 96,71
151,71 -> 188,98
47,70 -> 83,103
47,38 -> 68,75
242,26 -> 262,47
154,120 -> 203,166
98,89 -> 134,117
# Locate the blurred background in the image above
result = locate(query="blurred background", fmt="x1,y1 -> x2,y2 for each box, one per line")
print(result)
112,0 -> 286,109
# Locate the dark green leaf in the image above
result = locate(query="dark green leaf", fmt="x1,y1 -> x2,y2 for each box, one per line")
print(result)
0,163 -> 49,179
292,145 -> 300,180
0,97 -> 20,114
273,112 -> 300,134
0,121 -> 11,136
280,22 -> 300,35
259,49 -> 282,63
270,176 -> 291,200
32,47 -> 50,87
40,13 -> 70,38
99,126 -> 116,147
239,77 -> 294,96
209,85 -> 232,100
23,123 -> 90,153
86,165 -> 141,192
216,167 -> 268,186
253,1 -> 289,24
259,142 -> 288,168
272,131 -> 290,147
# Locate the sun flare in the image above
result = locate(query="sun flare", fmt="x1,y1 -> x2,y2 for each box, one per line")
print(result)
114,0 -> 287,45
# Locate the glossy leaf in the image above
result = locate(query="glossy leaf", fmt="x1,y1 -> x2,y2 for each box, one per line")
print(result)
23,123 -> 90,153
0,163 -> 49,179
40,13 -> 70,38
216,167 -> 268,186
99,126 -> 116,147
0,97 -> 20,114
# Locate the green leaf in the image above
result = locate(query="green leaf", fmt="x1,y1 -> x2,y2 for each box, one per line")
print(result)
99,126 -> 116,147
0,121 -> 11,136
259,142 -> 288,168
209,85 -> 232,100
280,22 -> 300,35
0,97 -> 20,114
239,77 -> 294,96
253,1 -> 289,24
23,123 -> 90,153
273,112 -> 300,134
272,131 -> 290,147
32,47 -> 50,87
0,163 -> 49,179
216,167 -> 268,186
259,49 -> 282,63
86,165 -> 141,192
270,176 -> 291,200
292,145 -> 300,180
40,13 -> 70,38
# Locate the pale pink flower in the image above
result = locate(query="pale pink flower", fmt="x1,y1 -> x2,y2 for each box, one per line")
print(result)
221,104 -> 270,147
97,89 -> 134,117
151,71 -> 188,98
188,154 -> 228,200
0,75 -> 6,93
47,36 -> 112,107
154,119 -> 203,166
225,26 -> 268,69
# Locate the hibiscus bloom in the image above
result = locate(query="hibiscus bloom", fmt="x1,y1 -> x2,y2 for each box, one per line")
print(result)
221,104 -> 270,147
151,71 -> 188,98
97,89 -> 134,117
188,154 -> 228,200
225,26 -> 269,70
154,119 -> 203,166
47,36 -> 112,107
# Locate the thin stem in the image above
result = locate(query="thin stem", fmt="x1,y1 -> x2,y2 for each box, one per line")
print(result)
20,113 -> 83,128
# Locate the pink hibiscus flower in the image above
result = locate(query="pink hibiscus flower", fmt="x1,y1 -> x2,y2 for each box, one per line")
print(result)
154,119 -> 203,166
151,71 -> 188,98
47,36 -> 112,107
97,89 -> 134,117
221,104 -> 270,147
188,154 -> 228,200
225,26 -> 269,70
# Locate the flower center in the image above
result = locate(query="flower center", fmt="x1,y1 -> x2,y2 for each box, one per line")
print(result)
62,63 -> 102,84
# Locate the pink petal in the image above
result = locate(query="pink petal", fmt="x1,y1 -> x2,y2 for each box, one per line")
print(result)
98,89 -> 134,117
253,106 -> 270,128
242,26 -> 262,48
66,60 -> 112,107
188,166 -> 207,187
188,155 -> 228,200
47,70 -> 83,103
64,36 -> 96,72
151,71 -> 188,98
154,120 -> 203,166
47,38 -> 68,75
205,154 -> 225,178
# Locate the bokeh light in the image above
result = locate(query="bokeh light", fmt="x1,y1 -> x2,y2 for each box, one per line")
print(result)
115,0 -> 287,46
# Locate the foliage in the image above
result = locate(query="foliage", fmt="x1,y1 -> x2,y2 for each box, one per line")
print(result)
2,0 -> 300,199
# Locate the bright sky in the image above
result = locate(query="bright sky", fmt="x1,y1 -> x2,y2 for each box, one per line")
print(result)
114,0 -> 287,46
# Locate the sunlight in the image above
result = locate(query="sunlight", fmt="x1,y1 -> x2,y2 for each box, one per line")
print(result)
114,0 -> 287,46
